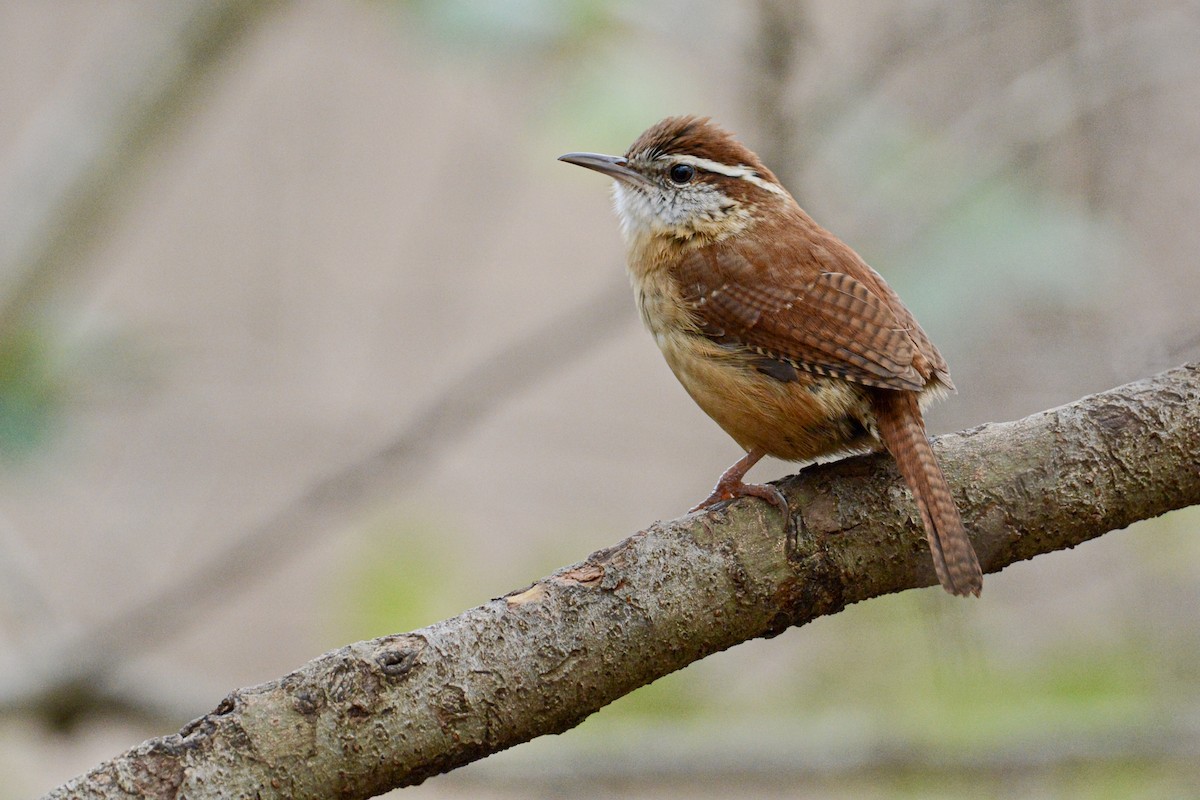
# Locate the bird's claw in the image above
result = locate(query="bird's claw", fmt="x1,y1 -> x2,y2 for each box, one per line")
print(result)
690,480 -> 797,557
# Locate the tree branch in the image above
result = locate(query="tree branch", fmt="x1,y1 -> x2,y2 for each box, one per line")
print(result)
43,364 -> 1200,799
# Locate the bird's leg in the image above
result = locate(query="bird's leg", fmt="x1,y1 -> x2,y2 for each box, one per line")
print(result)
690,448 -> 797,553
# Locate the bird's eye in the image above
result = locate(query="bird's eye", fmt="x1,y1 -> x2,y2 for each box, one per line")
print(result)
668,163 -> 696,185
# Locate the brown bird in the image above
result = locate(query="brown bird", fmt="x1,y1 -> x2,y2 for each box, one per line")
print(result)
559,116 -> 982,597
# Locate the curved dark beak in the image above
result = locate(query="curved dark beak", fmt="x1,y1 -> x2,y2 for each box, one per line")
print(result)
558,152 -> 653,188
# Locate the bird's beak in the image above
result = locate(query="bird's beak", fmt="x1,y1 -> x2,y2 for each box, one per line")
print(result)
558,152 -> 653,188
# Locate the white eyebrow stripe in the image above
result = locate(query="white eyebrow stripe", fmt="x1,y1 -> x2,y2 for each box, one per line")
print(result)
665,154 -> 790,198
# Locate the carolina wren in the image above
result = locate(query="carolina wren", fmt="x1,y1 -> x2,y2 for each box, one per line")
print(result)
560,116 -> 982,597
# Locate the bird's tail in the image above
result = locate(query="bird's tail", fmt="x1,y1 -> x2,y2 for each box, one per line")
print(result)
871,389 -> 983,597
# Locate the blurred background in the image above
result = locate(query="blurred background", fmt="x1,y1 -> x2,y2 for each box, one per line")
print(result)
2,1 -> 1199,797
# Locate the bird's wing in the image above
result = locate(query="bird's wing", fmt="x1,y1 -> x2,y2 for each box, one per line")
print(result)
675,233 -> 946,391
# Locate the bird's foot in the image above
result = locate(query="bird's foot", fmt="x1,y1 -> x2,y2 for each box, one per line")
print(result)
690,478 -> 797,557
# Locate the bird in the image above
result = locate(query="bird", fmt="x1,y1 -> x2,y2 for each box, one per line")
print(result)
558,116 -> 982,597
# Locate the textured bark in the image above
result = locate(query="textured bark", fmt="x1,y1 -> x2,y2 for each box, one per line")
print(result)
43,364 -> 1200,799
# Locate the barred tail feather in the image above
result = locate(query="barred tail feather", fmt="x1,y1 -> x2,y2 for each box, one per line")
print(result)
871,390 -> 983,597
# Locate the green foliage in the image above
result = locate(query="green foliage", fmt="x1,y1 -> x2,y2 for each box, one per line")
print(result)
396,0 -> 612,55
336,513 -> 476,640
898,178 -> 1123,323
0,326 -> 63,458
791,592 -> 1153,748
603,665 -> 707,721
585,581 -> 1162,752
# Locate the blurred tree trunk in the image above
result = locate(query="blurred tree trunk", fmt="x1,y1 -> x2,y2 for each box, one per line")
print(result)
0,0 -> 281,339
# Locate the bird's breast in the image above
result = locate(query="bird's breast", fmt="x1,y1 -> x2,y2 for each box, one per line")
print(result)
652,325 -> 874,462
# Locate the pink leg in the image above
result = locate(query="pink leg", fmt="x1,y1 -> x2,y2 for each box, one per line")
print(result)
690,448 -> 769,511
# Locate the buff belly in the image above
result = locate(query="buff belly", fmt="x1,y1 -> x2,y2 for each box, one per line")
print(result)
655,329 -> 876,461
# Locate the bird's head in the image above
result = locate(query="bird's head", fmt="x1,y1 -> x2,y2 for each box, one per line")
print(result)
559,116 -> 791,244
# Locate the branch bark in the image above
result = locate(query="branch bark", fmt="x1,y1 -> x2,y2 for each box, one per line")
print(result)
43,364 -> 1200,799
